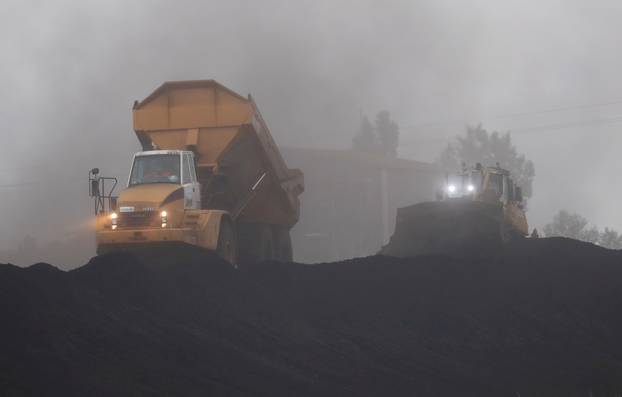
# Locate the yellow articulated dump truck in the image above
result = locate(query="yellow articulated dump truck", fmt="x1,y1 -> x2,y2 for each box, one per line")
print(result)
90,80 -> 304,265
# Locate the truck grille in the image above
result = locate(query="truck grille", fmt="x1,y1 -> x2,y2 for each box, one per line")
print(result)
119,211 -> 159,228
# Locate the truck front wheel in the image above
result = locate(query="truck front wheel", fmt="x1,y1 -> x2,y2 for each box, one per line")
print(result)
217,217 -> 237,266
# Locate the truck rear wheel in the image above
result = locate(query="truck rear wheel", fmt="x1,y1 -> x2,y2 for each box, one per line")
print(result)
259,226 -> 274,261
217,217 -> 237,266
237,222 -> 278,264
272,226 -> 293,262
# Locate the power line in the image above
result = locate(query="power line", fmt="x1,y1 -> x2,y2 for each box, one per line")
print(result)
512,115 -> 622,134
400,114 -> 622,147
0,178 -> 85,189
3,98 -> 622,174
0,165 -> 57,173
403,99 -> 622,130
0,163 -> 127,174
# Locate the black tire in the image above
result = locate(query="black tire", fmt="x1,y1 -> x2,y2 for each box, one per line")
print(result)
258,225 -> 274,261
272,225 -> 293,262
236,222 -> 274,264
216,217 -> 238,266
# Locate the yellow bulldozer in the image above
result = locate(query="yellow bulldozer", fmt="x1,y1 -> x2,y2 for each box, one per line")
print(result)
89,80 -> 304,265
380,163 -> 528,257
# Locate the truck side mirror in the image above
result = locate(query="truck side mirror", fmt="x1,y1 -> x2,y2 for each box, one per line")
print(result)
91,179 -> 100,197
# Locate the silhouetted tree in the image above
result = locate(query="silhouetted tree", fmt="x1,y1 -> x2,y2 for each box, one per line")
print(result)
543,210 -> 622,249
543,210 -> 589,240
600,228 -> 622,249
375,111 -> 399,158
352,116 -> 380,154
438,125 -> 535,200
582,226 -> 601,244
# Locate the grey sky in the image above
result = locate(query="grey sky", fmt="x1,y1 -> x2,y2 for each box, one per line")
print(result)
1,0 -> 621,257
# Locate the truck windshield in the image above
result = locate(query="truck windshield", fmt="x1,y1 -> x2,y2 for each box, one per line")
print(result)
129,154 -> 181,186
470,171 -> 482,190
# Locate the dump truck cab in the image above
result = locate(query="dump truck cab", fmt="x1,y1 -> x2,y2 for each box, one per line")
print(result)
127,150 -> 201,210
96,148 -> 226,258
106,150 -> 201,233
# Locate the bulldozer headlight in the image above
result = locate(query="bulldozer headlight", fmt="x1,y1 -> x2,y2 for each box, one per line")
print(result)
467,184 -> 475,192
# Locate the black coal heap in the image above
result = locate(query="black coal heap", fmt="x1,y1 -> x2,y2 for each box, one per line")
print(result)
2,238 -> 622,396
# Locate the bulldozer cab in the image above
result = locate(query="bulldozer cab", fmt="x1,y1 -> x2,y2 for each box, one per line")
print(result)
443,165 -> 523,207
445,168 -> 482,199
481,167 -> 524,206
481,169 -> 508,203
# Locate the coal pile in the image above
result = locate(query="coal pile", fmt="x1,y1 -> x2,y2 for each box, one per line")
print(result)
2,238 -> 622,396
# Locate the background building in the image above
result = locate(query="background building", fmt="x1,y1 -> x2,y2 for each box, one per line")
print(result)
282,148 -> 441,263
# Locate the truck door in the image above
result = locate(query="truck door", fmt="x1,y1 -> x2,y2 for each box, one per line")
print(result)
182,153 -> 200,209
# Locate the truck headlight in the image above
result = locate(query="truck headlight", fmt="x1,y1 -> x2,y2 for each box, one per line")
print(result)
447,185 -> 456,193
161,210 -> 167,228
110,212 -> 118,227
467,184 -> 475,192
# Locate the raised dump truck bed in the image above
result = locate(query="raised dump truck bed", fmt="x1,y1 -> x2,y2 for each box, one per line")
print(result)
132,80 -> 303,227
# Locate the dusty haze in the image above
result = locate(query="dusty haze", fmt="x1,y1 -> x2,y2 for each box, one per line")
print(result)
1,0 -> 621,266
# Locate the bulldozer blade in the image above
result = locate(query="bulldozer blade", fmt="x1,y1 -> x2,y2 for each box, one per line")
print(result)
380,200 -> 505,258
